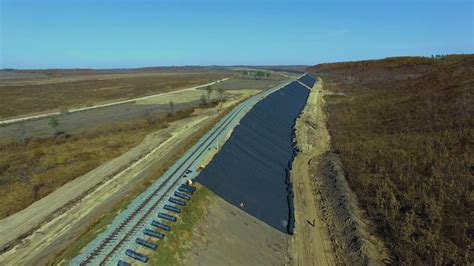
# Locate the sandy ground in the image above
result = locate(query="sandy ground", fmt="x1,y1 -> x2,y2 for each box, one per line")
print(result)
182,195 -> 288,266
288,79 -> 337,265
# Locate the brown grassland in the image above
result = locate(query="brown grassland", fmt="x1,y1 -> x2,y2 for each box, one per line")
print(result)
0,72 -> 230,119
0,102 -> 219,219
307,55 -> 473,264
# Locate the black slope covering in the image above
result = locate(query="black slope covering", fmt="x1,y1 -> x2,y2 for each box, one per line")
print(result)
196,81 -> 309,234
298,73 -> 316,87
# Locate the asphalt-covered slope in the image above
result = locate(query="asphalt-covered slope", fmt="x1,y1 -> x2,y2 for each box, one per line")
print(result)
298,74 -> 316,87
196,81 -> 309,234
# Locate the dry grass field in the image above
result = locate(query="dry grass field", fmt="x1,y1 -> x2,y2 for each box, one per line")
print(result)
0,72 -> 230,119
0,103 -> 215,219
308,55 -> 473,264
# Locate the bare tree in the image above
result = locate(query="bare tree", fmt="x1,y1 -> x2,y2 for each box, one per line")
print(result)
200,94 -> 208,106
218,87 -> 225,101
17,122 -> 28,145
169,101 -> 175,116
347,70 -> 354,83
17,168 -> 29,183
206,85 -> 213,101
32,183 -> 44,200
424,97 -> 434,133
48,117 -> 60,135
457,95 -> 471,137
144,108 -> 156,125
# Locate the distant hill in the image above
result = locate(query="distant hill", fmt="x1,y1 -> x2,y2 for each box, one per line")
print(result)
307,54 -> 473,264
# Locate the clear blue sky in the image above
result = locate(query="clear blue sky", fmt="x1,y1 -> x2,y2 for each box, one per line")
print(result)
1,0 -> 472,68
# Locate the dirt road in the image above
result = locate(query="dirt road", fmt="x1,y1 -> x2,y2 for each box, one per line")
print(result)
288,79 -> 337,265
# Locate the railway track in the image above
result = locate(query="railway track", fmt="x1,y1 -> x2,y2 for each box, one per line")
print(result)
72,76 -> 306,265
80,104 -> 247,265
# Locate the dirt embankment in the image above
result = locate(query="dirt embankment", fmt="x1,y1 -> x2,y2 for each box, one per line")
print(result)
182,195 -> 288,266
288,79 -> 336,265
289,78 -> 388,265
317,151 -> 390,265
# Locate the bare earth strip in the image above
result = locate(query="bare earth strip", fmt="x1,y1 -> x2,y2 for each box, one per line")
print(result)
288,79 -> 337,265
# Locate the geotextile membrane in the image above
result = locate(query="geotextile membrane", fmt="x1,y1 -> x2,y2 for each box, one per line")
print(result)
298,74 -> 316,88
196,81 -> 310,234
